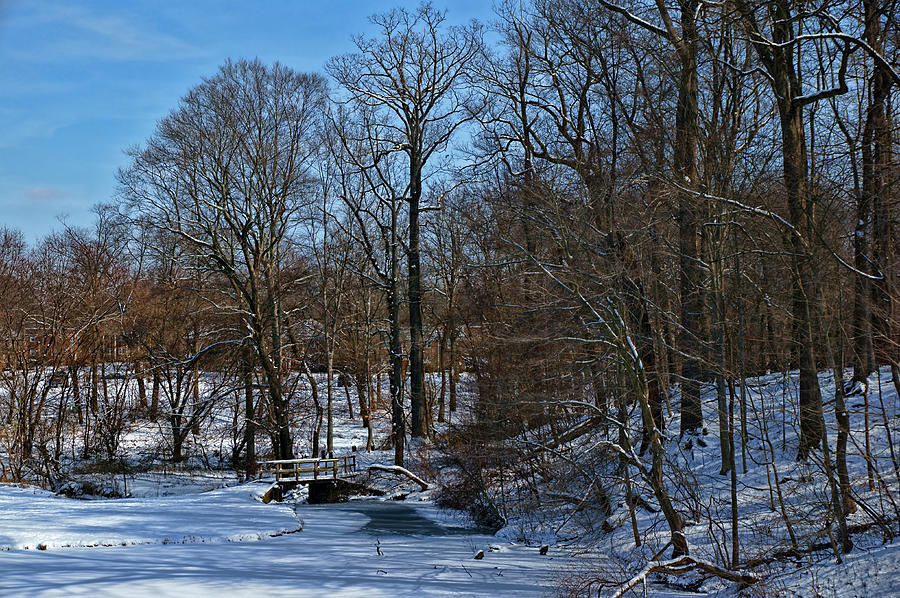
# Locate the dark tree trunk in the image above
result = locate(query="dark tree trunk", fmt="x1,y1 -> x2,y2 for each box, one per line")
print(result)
449,320 -> 458,414
864,0 -> 895,369
150,371 -> 160,422
356,372 -> 370,428
90,361 -> 99,414
784,105 -> 826,459
390,278 -> 405,465
438,328 -> 447,423
390,206 -> 406,466
408,150 -> 426,438
136,367 -> 147,409
734,0 -> 827,459
70,364 -> 82,425
674,0 -> 704,437
243,345 -> 256,477
304,361 -> 323,458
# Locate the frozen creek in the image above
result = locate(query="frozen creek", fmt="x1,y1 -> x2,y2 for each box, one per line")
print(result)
0,483 -> 560,597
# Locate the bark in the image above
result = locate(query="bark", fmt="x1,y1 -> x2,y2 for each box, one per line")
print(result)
90,360 -> 99,414
326,352 -> 334,455
408,149 -> 426,438
784,103 -> 825,459
356,372 -> 370,428
306,362 -> 323,458
438,328 -> 446,423
390,206 -> 405,466
355,372 -> 373,451
150,371 -> 160,422
449,322 -> 458,414
639,378 -> 689,557
612,557 -> 758,598
136,366 -> 147,409
243,345 -> 256,477
864,0 -> 896,368
258,294 -> 292,461
612,232 -> 667,456
191,362 -> 200,436
634,279 -> 665,456
368,464 -> 429,490
733,0 -> 827,459
852,183 -> 875,382
343,375 -> 354,420
674,0 -> 704,436
70,364 -> 82,425
832,365 -> 855,551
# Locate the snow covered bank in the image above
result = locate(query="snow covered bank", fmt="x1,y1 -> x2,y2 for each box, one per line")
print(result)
0,482 -> 299,550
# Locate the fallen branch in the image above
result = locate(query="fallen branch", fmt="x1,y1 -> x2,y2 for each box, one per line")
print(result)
525,416 -> 603,459
368,465 -> 430,491
612,556 -> 758,598
740,519 -> 892,569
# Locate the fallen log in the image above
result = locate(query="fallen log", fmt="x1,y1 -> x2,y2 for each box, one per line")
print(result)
612,556 -> 758,598
368,465 -> 430,491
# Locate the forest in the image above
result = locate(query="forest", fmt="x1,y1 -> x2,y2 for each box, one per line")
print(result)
1,0 -> 899,594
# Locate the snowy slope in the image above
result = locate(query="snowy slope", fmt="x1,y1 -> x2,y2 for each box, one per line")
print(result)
549,366 -> 900,596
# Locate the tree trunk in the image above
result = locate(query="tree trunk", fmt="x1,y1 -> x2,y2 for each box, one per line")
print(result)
864,0 -> 895,371
136,366 -> 147,409
150,371 -> 160,422
191,363 -> 201,436
390,207 -> 405,466
782,105 -> 825,459
171,413 -> 184,462
326,352 -> 334,455
356,372 -> 370,428
90,360 -> 99,415
438,327 -> 446,423
70,364 -> 82,425
408,150 -> 426,438
343,374 -> 354,420
243,345 -> 256,477
735,0 -> 827,463
449,322 -> 458,414
261,296 -> 292,461
674,0 -> 703,436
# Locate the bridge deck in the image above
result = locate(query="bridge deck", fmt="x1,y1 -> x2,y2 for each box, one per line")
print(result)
259,455 -> 358,485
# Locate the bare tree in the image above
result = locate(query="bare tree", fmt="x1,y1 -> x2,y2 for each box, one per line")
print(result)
328,105 -> 408,466
598,0 -> 705,438
328,2 -> 483,438
119,59 -> 326,460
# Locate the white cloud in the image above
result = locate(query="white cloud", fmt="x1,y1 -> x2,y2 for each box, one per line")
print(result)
2,1 -> 203,63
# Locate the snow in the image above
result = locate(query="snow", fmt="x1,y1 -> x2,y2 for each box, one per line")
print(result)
0,482 -> 298,549
0,483 -> 561,597
3,367 -> 900,596
0,371 -> 561,596
547,366 -> 900,596
765,539 -> 900,597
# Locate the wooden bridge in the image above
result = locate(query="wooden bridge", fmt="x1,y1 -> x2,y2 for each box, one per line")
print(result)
259,455 -> 358,485
259,455 -> 365,503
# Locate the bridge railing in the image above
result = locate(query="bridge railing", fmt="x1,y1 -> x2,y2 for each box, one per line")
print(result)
259,454 -> 357,484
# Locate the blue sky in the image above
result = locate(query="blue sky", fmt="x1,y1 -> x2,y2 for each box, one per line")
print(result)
0,0 -> 493,242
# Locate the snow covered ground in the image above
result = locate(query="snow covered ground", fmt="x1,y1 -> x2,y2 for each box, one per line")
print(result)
1,372 -> 566,597
548,366 -> 900,596
0,483 -> 299,549
3,367 -> 899,596
0,482 -> 562,597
